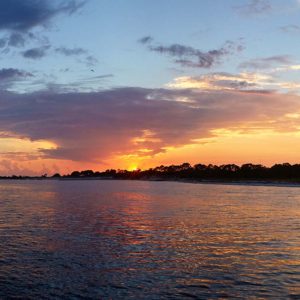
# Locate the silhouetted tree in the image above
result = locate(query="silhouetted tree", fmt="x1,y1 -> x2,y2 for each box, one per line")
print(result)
70,171 -> 80,177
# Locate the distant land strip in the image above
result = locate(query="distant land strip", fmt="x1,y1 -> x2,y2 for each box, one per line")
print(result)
2,163 -> 300,184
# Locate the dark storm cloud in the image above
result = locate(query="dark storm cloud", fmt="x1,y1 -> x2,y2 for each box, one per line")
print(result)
239,55 -> 292,69
0,87 -> 299,162
0,0 -> 86,31
234,0 -> 272,15
22,45 -> 50,59
139,37 -> 243,69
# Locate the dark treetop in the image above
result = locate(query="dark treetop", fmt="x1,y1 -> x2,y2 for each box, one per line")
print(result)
3,163 -> 300,183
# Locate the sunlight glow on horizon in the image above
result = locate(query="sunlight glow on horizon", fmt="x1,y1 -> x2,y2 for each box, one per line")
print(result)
2,120 -> 300,176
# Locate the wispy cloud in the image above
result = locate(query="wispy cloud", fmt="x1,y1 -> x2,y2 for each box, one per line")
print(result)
55,47 -> 87,56
0,68 -> 33,90
0,68 -> 32,80
55,46 -> 98,65
239,55 -> 292,69
7,32 -> 26,47
43,73 -> 114,93
83,55 -> 98,67
138,36 -> 153,44
166,73 -> 261,91
234,0 -> 272,15
280,24 -> 300,33
167,71 -> 300,94
22,45 -> 50,59
139,36 -> 243,69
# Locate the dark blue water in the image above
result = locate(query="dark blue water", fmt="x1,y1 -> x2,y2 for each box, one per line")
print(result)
0,180 -> 299,299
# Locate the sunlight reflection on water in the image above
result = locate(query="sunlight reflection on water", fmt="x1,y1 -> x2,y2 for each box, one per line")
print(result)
0,180 -> 299,299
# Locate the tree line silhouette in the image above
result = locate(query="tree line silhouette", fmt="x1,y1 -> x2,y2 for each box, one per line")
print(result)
3,162 -> 300,182
53,162 -> 300,182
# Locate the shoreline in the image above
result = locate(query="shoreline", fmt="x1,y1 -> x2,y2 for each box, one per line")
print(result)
165,178 -> 300,187
1,177 -> 300,187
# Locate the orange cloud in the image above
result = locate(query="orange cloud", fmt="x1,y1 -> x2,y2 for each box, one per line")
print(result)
1,87 -> 300,174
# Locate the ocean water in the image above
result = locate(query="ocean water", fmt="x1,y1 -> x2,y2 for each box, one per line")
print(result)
0,180 -> 299,299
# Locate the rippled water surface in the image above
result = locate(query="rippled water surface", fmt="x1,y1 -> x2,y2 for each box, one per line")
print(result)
0,180 -> 300,299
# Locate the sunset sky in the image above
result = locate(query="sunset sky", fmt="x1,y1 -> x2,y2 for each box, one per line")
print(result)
1,0 -> 300,175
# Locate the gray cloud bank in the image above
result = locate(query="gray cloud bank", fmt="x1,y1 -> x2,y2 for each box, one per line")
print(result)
0,87 -> 299,163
